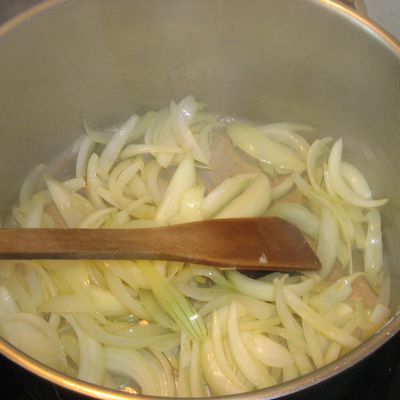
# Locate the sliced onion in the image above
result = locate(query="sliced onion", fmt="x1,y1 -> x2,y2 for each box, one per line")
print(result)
155,154 -> 196,223
341,161 -> 372,199
105,346 -> 161,395
271,175 -> 295,201
76,135 -> 96,178
1,313 -> 66,371
243,332 -> 293,368
97,114 -> 139,177
364,208 -> 383,289
307,137 -> 333,191
328,139 -> 387,208
226,271 -> 275,302
266,202 -> 320,239
121,144 -> 183,159
202,173 -> 256,218
216,174 -> 271,218
283,287 -> 361,348
170,101 -> 209,164
227,122 -> 305,172
317,208 -> 339,278
19,163 -> 46,205
309,274 -> 362,313
201,336 -> 248,395
78,207 -> 116,228
211,310 -> 250,391
258,125 -> 310,159
45,176 -> 95,227
227,302 -> 276,388
24,195 -> 44,228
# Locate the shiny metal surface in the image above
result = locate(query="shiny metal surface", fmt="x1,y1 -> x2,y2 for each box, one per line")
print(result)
0,0 -> 399,399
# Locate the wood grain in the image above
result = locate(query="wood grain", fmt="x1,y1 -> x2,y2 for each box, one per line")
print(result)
0,217 -> 321,271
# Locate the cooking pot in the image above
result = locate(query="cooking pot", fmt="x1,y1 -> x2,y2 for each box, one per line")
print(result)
0,0 -> 399,399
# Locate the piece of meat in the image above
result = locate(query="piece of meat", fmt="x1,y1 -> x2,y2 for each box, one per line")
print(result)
44,204 -> 67,228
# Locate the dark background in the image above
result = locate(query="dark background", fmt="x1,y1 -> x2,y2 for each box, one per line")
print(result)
0,0 -> 42,23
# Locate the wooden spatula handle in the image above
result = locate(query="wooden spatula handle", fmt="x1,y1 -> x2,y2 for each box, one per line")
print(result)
0,218 -> 320,271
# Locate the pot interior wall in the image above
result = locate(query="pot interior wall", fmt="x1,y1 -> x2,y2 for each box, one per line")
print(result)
0,0 -> 399,393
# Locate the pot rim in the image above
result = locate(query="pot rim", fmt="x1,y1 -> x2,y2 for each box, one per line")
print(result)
0,0 -> 399,399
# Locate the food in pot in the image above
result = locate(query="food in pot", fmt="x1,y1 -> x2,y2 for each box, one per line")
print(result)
0,96 -> 390,396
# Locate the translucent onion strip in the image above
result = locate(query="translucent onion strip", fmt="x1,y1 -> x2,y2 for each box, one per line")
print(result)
74,313 -> 178,349
211,309 -> 250,389
201,336 -> 247,395
83,120 -> 113,144
302,320 -> 324,369
216,174 -> 271,218
341,161 -> 372,199
76,135 -> 96,178
143,160 -> 162,205
364,209 -> 384,289
171,185 -> 205,224
24,195 -> 44,228
150,115 -> 179,168
0,275 -> 38,315
46,177 -> 95,227
261,122 -> 314,133
121,144 -> 183,159
1,313 -> 67,371
198,293 -> 275,320
307,137 -> 333,191
317,208 -> 339,278
266,203 -> 320,239
226,271 -> 275,302
38,294 -> 93,313
86,153 -> 106,209
274,277 -> 312,374
328,139 -> 387,208
149,350 -> 177,397
63,314 -> 105,384
309,274 -> 362,314
103,269 -> 149,320
155,154 -> 196,223
283,287 -> 361,348
176,333 -> 190,396
227,122 -> 305,173
138,261 -> 207,340
104,346 -> 161,395
258,125 -> 310,159
19,163 -> 46,205
139,289 -> 178,331
228,302 -> 276,388
97,114 -> 139,177
78,207 -> 116,228
271,175 -> 295,201
243,332 -> 293,368
293,173 -> 353,268
170,101 -> 209,164
0,285 -> 19,318
202,173 -> 256,218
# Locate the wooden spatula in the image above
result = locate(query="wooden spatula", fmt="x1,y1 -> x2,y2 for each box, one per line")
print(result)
0,217 -> 320,271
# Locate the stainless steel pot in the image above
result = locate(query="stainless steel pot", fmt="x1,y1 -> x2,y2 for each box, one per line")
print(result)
0,0 -> 399,399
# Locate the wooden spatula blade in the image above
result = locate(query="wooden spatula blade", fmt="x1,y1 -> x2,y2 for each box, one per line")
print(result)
0,217 -> 320,271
